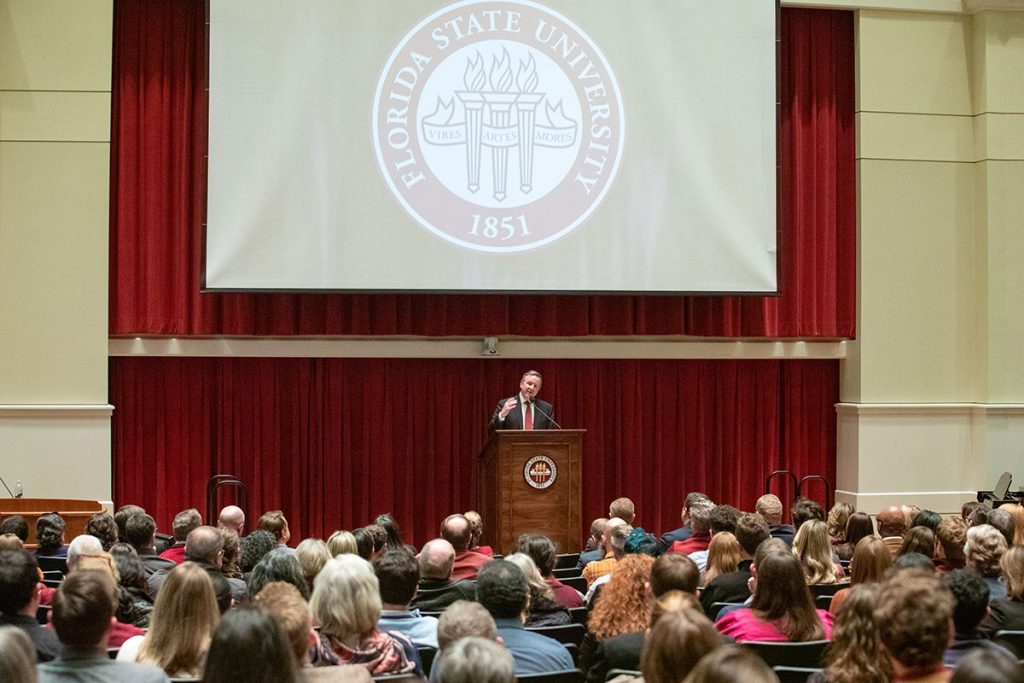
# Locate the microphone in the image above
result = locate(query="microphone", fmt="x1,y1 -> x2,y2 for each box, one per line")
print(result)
0,473 -> 20,498
529,399 -> 563,430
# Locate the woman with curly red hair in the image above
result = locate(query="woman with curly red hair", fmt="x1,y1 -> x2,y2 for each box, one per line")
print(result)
579,553 -> 655,672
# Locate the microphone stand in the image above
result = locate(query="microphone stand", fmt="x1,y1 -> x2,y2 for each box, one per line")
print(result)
529,399 -> 563,430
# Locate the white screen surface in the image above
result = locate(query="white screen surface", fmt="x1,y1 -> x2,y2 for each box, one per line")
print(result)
206,0 -> 777,293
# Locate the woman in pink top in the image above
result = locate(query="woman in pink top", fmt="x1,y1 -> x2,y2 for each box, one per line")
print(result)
716,549 -> 834,642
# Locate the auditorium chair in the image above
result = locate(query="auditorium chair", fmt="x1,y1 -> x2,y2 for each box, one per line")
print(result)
569,606 -> 588,626
709,602 -> 746,621
555,552 -> 581,569
773,665 -> 824,683
605,669 -> 640,681
525,623 -> 586,646
995,630 -> 1024,658
417,646 -> 437,673
36,556 -> 68,575
742,640 -> 829,669
516,669 -> 584,682
36,605 -> 51,625
815,594 -> 834,611
553,567 -> 583,579
560,576 -> 587,593
808,583 -> 846,598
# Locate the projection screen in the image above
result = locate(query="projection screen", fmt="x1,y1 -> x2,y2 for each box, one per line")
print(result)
206,0 -> 778,293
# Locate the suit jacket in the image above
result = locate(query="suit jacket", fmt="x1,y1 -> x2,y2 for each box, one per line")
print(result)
489,396 -> 556,430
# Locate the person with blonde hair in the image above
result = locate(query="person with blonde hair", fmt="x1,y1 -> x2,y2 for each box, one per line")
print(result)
463,510 -> 493,556
793,519 -> 842,584
702,532 -> 742,586
310,554 -> 422,677
439,636 -> 514,683
998,503 -> 1024,547
117,562 -> 220,677
826,502 -> 856,546
218,528 -> 242,579
810,583 -> 892,683
295,538 -> 332,593
829,535 -> 892,615
504,553 -> 570,626
965,524 -> 1009,601
0,625 -> 38,683
327,530 -> 358,556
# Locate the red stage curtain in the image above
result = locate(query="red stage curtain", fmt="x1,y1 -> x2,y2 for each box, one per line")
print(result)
109,4 -> 855,338
111,358 -> 838,545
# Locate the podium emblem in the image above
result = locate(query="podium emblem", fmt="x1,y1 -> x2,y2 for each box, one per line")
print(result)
373,0 -> 624,253
524,454 -> 557,489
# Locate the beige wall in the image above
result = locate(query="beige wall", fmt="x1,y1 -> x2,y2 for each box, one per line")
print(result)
0,1 -> 113,502
839,4 -> 1024,512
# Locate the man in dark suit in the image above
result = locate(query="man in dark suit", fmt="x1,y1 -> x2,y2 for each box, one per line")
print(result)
489,370 -> 556,430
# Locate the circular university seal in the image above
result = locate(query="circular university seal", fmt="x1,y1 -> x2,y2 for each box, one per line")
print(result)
523,454 -> 557,489
373,0 -> 624,252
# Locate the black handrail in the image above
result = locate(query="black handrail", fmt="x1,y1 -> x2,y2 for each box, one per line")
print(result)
797,475 -> 833,511
205,474 -> 247,527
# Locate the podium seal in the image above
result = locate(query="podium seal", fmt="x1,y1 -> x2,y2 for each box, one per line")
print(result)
524,455 -> 557,489
373,0 -> 624,252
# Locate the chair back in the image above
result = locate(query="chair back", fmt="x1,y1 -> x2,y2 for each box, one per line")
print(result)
605,669 -> 641,681
815,594 -> 833,611
569,606 -> 588,626
808,582 -> 846,598
773,666 -> 824,683
553,567 -> 583,579
709,602 -> 746,621
36,555 -> 68,575
525,623 -> 586,646
995,629 -> 1024,659
417,646 -> 437,674
516,670 -> 584,682
742,640 -> 829,669
555,552 -> 581,569
560,576 -> 587,593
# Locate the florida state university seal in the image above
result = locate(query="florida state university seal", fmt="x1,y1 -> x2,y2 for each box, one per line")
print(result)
523,454 -> 557,489
373,0 -> 624,252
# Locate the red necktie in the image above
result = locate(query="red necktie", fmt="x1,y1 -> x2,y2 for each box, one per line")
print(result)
524,404 -> 533,431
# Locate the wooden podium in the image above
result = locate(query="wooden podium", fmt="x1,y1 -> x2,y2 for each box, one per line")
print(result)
0,498 -> 104,548
479,429 -> 584,555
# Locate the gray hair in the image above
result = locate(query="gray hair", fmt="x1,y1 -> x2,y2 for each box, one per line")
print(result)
439,636 -> 515,683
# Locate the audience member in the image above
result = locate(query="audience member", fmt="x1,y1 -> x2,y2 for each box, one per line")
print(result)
829,535 -> 892,615
826,502 -> 855,546
152,525 -> 248,605
463,510 -> 494,556
118,562 -> 220,678
793,519 -> 841,584
66,534 -> 103,573
965,524 -> 1008,601
255,582 -> 372,682
438,636 -> 515,683
936,516 -> 969,571
900,526 -> 937,560
658,492 -> 710,554
651,552 -> 701,597
295,538 -> 332,593
125,513 -> 176,576
0,625 -> 38,683
62,547 -> 146,648
834,511 -> 874,561
688,505 -> 740,571
914,510 -> 943,533
680,644 -> 777,683
583,520 -> 630,592
0,515 -> 30,542
441,514 -> 491,582
108,543 -> 154,628
950,648 -> 1024,683
504,553 -> 570,627
247,546 -> 308,600
636,599 -> 722,683
699,513 -> 770,617
878,506 -> 909,556
984,508 -> 1016,550
374,548 -> 439,648
875,570 -> 954,683
998,503 -> 1024,547
792,498 -> 826,532
516,533 -> 583,608
374,513 -> 406,552
327,530 -> 358,557
668,500 -> 713,556
702,531 -> 741,586
475,559 -> 574,676
623,527 -> 659,556
113,505 -> 145,544
579,517 -> 609,568
809,583 -> 891,683
38,570 -> 168,682
978,546 -> 1024,647
201,606 -> 298,683
943,569 -> 1015,667
411,538 -> 476,612
755,494 -> 795,546
353,525 -> 386,561
256,510 -> 292,550
609,497 -> 636,525
86,513 -> 118,551
0,533 -> 23,551
0,549 -> 61,661
310,555 -> 423,677
436,600 -> 498,651
158,508 -> 202,564
893,552 -> 938,574
35,513 -> 67,558
218,527 -> 243,580
240,529 -> 278,574
217,505 -> 245,536
962,501 -> 985,524
581,554 -> 655,672
715,549 -> 833,641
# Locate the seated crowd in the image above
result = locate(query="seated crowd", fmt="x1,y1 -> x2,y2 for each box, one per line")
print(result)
1,495 -> 1023,682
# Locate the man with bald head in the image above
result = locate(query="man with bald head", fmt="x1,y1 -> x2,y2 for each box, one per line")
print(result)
877,506 -> 907,557
441,514 -> 491,582
217,505 -> 245,536
412,538 -> 477,612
